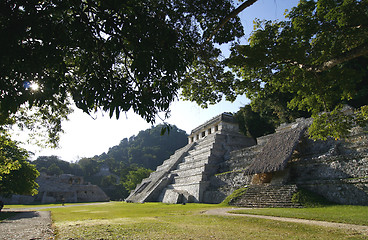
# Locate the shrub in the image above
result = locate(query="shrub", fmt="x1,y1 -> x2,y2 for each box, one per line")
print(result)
292,188 -> 333,207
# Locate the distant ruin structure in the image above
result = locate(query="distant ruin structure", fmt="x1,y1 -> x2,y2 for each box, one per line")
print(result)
126,113 -> 368,206
1,174 -> 109,204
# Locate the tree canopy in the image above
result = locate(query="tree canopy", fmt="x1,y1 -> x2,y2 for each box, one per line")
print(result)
2,0 -> 367,174
0,0 -> 244,140
0,130 -> 39,196
183,0 -> 368,139
122,167 -> 153,193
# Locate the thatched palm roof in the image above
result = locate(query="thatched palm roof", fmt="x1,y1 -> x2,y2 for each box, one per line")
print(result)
246,125 -> 307,174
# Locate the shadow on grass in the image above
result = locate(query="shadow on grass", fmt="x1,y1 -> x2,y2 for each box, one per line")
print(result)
0,211 -> 39,221
0,211 -> 16,221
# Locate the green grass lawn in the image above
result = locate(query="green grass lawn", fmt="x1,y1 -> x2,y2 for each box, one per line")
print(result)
229,205 -> 368,226
25,202 -> 365,239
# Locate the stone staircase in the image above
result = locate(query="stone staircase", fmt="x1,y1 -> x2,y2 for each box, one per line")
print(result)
231,184 -> 302,208
159,134 -> 226,203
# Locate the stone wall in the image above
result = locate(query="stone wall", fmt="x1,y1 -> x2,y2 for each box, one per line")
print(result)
288,127 -> 368,205
204,171 -> 253,203
211,123 -> 368,206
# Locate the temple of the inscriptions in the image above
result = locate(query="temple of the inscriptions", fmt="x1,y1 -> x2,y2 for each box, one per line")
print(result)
126,113 -> 256,203
126,112 -> 368,206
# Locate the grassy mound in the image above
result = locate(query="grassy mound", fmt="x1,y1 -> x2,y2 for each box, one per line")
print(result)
220,187 -> 248,206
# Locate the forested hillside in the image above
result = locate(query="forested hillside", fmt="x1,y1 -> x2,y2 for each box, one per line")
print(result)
32,125 -> 188,200
98,124 -> 188,170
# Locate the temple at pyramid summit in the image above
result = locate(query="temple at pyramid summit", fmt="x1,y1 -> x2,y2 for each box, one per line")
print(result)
126,112 -> 368,206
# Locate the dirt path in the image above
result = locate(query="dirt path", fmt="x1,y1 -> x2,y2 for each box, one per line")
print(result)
0,210 -> 54,240
204,208 -> 368,236
0,202 -> 107,240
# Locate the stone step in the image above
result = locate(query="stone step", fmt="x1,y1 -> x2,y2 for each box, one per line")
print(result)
196,134 -> 218,143
238,203 -> 302,208
184,151 -> 212,162
182,154 -> 209,163
242,193 -> 295,198
167,180 -> 208,190
230,184 -> 301,208
177,159 -> 208,170
188,144 -> 213,153
181,154 -> 221,166
243,188 -> 297,194
236,186 -> 295,192
172,165 -> 207,177
246,186 -> 298,192
187,144 -> 215,155
240,196 -> 292,202
173,162 -> 218,176
173,173 -> 204,184
239,196 -> 295,202
188,135 -> 224,151
186,147 -> 225,162
192,134 -> 218,145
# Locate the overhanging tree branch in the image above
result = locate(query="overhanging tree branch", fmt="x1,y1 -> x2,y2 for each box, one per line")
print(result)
318,42 -> 368,72
284,42 -> 368,72
206,0 -> 258,42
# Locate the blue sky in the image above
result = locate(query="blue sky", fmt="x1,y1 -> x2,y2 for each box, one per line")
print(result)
23,0 -> 299,162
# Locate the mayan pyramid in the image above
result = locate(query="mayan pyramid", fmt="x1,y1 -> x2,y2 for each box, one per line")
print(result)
125,113 -> 255,203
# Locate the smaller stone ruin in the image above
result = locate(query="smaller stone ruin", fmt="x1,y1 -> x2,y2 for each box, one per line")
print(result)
1,173 -> 109,204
